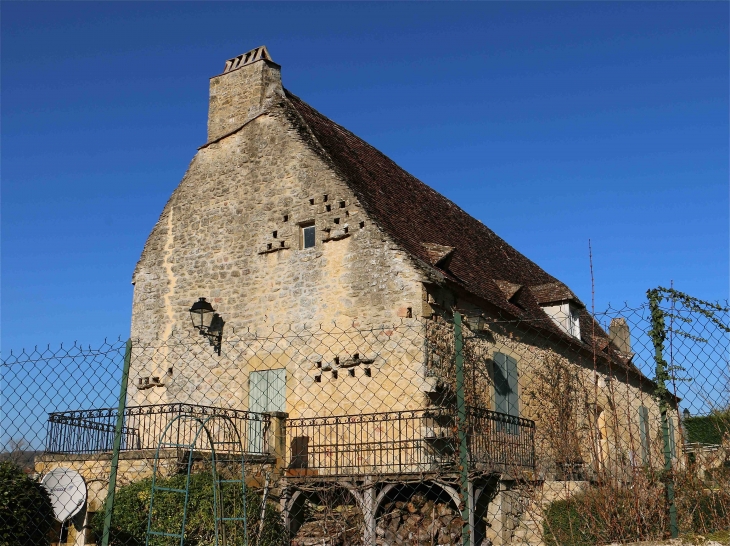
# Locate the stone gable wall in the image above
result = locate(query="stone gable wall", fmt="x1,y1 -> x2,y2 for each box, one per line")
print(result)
129,87 -> 428,414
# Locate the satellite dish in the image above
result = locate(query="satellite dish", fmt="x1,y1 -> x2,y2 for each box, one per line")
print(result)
41,468 -> 87,522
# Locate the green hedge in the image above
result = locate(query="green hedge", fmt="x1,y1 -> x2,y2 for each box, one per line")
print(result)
0,461 -> 54,546
685,410 -> 730,445
91,472 -> 286,546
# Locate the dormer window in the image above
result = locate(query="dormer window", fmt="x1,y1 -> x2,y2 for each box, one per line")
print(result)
568,306 -> 580,338
541,302 -> 582,340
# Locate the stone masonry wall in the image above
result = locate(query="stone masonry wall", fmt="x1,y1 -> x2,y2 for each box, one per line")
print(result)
129,59 -> 428,416
424,289 -> 680,480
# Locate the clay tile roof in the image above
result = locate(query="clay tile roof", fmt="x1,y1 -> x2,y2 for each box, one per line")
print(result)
285,91 -> 648,354
285,90 -> 560,310
530,282 -> 584,307
284,90 -> 639,372
421,243 -> 455,267
493,280 -> 522,301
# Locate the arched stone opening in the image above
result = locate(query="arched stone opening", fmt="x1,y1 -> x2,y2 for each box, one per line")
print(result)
375,481 -> 460,517
373,481 -> 463,545
284,484 -> 362,544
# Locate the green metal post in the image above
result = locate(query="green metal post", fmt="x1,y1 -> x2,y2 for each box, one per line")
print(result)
453,312 -> 471,546
101,339 -> 133,546
647,290 -> 678,538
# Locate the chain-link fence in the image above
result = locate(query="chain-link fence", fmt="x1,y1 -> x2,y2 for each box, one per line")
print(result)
1,288 -> 728,546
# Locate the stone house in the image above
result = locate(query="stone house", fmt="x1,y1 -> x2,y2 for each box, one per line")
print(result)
39,46 -> 681,546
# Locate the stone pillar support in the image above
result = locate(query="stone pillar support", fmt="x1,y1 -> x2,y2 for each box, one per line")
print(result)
362,478 -> 377,546
264,411 -> 288,474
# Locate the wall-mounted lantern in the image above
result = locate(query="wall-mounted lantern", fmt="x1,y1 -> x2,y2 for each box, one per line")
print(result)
189,297 -> 224,355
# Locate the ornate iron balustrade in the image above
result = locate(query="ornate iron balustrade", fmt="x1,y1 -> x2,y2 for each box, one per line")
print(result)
285,406 -> 535,478
465,406 -> 536,472
46,403 -> 271,456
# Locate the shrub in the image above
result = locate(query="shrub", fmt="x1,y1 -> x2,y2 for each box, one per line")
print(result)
543,478 -> 667,545
544,471 -> 730,545
0,461 -> 54,546
543,499 -> 597,546
91,472 -> 286,546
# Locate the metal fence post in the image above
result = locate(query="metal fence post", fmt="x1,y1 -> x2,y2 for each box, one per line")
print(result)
101,338 -> 132,546
453,312 -> 471,546
647,290 -> 679,538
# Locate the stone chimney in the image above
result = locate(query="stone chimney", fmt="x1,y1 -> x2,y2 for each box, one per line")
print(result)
207,46 -> 282,143
609,317 -> 632,355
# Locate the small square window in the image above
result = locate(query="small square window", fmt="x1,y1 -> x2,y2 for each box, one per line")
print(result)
283,215 -> 289,222
339,201 -> 346,208
300,223 -> 315,249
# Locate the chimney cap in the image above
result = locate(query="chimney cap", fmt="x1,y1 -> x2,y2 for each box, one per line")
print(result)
220,46 -> 275,75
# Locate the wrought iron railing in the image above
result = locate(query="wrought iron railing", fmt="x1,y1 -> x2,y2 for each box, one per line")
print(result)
46,403 -> 271,455
46,403 -> 534,475
285,406 -> 535,477
465,406 -> 536,472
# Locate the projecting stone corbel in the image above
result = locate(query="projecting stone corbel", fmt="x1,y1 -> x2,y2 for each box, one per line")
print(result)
258,241 -> 290,254
340,354 -> 375,368
321,227 -> 351,242
137,377 -> 165,390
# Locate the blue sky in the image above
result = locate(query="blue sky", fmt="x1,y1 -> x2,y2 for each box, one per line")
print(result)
2,2 -> 728,353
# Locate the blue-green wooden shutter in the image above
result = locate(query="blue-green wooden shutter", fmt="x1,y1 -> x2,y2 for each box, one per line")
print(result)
494,353 -> 519,434
494,353 -> 519,417
639,405 -> 650,465
248,371 -> 267,452
249,371 -> 268,413
668,417 -> 676,459
249,369 -> 287,413
268,369 -> 287,412
248,369 -> 287,452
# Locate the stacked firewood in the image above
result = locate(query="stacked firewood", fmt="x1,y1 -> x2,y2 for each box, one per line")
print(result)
376,494 -> 463,546
291,503 -> 363,546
